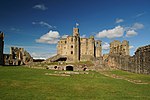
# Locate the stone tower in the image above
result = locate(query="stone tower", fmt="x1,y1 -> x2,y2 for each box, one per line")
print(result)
95,40 -> 102,57
122,40 -> 129,55
73,27 -> 80,62
109,40 -> 129,56
0,32 -> 4,65
110,40 -> 121,54
88,36 -> 95,57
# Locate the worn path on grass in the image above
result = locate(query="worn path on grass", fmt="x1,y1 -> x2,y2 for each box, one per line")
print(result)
98,70 -> 149,84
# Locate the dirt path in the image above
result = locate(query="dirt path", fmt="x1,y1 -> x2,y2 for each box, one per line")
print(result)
99,71 -> 149,84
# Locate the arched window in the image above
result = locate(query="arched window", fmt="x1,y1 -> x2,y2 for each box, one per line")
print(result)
71,51 -> 73,54
71,38 -> 73,42
71,45 -> 73,48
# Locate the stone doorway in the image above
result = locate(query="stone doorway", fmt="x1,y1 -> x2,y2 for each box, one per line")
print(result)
66,66 -> 73,71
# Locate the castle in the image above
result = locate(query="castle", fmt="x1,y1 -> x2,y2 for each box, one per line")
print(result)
1,27 -> 149,74
57,27 -> 102,62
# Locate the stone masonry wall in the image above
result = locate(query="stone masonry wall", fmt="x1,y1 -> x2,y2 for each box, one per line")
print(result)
129,45 -> 150,74
104,40 -> 150,74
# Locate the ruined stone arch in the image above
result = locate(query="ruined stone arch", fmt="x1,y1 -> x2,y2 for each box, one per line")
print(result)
66,65 -> 73,71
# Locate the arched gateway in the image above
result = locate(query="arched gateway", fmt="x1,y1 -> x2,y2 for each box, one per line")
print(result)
66,66 -> 73,71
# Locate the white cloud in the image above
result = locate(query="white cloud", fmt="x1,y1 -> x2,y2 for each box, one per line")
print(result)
36,30 -> 60,44
32,21 -> 56,29
129,45 -> 134,49
61,34 -> 68,38
131,23 -> 144,30
116,18 -> 124,23
126,30 -> 137,37
33,4 -> 48,10
102,42 -> 110,50
125,23 -> 144,37
96,26 -> 124,39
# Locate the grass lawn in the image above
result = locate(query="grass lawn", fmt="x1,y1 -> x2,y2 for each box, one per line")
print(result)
0,66 -> 150,100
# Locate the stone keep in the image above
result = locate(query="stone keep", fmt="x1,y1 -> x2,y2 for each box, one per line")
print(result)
57,27 -> 102,62
0,32 -> 4,65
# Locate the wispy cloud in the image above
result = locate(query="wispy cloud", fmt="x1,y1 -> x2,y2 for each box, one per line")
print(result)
131,23 -> 144,30
115,18 -> 124,23
33,4 -> 48,11
135,12 -> 146,18
10,27 -> 20,32
36,30 -> 60,44
95,26 -> 124,39
32,21 -> 56,29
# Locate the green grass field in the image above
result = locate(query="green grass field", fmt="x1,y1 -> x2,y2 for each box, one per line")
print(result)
0,66 -> 150,100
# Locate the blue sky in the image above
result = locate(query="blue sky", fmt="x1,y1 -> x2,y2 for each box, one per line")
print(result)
0,0 -> 150,59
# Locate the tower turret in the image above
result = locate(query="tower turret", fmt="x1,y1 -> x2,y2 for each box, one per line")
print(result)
73,28 -> 80,37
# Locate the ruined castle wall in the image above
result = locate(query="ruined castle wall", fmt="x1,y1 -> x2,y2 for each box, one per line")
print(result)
104,54 -> 130,70
3,47 -> 33,65
0,33 -> 4,65
131,45 -> 150,74
106,40 -> 150,74
3,54 -> 13,65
